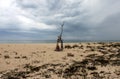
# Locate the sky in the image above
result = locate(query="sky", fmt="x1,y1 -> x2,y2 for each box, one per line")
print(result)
0,0 -> 120,40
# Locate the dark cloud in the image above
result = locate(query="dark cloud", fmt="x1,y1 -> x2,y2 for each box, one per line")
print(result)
16,0 -> 39,9
0,0 -> 120,40
93,12 -> 120,40
47,0 -> 62,11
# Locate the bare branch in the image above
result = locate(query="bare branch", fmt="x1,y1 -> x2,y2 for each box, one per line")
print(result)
60,22 -> 65,38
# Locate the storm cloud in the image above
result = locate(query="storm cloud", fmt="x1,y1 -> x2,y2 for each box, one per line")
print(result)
0,0 -> 120,40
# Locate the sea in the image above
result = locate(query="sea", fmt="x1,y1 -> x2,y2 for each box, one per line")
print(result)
0,40 -> 120,44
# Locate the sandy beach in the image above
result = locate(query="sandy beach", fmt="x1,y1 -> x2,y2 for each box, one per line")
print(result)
0,42 -> 120,79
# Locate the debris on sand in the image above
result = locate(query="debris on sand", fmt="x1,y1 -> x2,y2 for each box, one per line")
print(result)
67,53 -> 74,57
0,42 -> 120,79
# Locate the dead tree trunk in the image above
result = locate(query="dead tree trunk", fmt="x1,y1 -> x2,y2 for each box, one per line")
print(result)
55,22 -> 64,51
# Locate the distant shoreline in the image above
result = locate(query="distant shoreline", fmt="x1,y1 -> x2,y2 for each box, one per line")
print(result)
0,40 -> 120,44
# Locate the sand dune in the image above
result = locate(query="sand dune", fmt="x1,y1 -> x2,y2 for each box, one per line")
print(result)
0,42 -> 120,79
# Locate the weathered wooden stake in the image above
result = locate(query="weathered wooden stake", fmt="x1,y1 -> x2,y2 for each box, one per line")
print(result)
55,22 -> 64,51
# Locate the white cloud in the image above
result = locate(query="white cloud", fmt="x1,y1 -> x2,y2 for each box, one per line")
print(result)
0,0 -> 120,40
0,0 -> 56,32
17,15 -> 57,30
0,0 -> 14,8
81,0 -> 120,26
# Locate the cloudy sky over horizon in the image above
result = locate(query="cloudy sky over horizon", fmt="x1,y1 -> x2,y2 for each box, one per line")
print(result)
0,0 -> 120,40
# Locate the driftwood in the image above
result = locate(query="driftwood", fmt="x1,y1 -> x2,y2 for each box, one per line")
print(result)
55,22 -> 64,51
